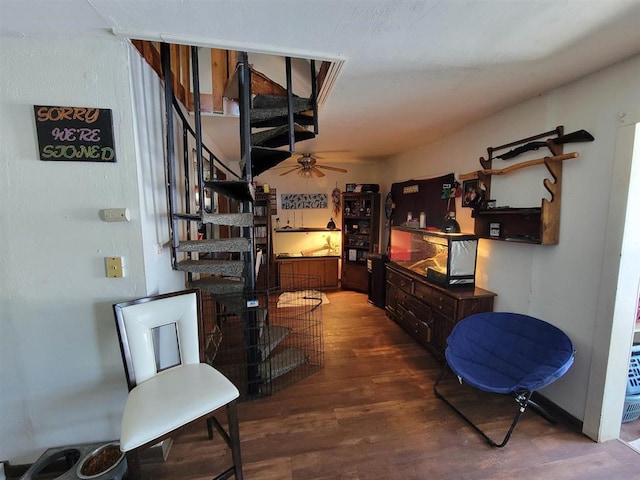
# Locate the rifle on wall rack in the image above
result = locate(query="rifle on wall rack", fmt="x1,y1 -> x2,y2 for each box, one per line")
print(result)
494,129 -> 594,160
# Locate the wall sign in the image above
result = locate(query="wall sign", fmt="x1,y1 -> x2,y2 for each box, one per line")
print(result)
34,105 -> 116,162
281,193 -> 328,210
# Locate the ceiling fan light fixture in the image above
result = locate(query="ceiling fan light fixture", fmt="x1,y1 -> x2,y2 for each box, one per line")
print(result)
278,152 -> 349,178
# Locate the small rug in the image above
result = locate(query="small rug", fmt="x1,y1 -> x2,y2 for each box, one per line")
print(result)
277,290 -> 330,308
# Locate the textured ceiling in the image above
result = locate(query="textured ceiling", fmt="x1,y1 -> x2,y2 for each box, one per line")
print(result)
2,0 -> 640,165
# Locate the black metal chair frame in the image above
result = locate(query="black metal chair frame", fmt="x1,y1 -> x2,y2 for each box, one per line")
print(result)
433,363 -> 558,448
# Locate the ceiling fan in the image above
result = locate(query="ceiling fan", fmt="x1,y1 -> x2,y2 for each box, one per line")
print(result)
279,153 -> 348,178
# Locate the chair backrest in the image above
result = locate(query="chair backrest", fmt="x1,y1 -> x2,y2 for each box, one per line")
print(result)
113,289 -> 203,390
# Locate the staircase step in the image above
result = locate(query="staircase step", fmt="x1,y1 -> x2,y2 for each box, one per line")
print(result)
173,213 -> 201,222
177,237 -> 250,253
252,124 -> 315,149
259,325 -> 292,359
250,148 -> 292,177
204,180 -> 254,202
251,104 -> 313,125
253,95 -> 313,111
260,347 -> 307,383
176,259 -> 245,277
189,276 -> 245,295
251,113 -> 315,128
201,212 -> 254,227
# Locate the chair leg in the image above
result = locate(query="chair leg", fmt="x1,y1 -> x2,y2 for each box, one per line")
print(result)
433,362 -> 531,448
227,400 -> 244,480
124,451 -> 142,480
212,401 -> 244,480
207,417 -> 214,440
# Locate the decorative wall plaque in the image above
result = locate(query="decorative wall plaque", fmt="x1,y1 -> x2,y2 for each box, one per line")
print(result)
34,105 -> 116,162
281,193 -> 328,210
280,193 -> 329,210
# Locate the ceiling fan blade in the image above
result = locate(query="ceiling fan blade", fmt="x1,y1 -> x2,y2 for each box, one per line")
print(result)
311,166 -> 326,177
296,150 -> 352,155
279,167 -> 300,176
316,164 -> 348,173
271,164 -> 300,169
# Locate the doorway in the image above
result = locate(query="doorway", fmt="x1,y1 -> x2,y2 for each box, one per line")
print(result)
583,109 -> 640,443
617,117 -> 640,447
611,111 -> 640,445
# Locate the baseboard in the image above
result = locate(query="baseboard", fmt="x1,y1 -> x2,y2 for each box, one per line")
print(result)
531,392 -> 583,431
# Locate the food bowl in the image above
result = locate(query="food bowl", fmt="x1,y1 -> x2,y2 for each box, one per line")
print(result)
19,442 -> 126,480
76,443 -> 126,480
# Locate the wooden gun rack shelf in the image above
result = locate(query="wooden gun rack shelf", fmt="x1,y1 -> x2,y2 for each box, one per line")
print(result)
472,126 -> 568,245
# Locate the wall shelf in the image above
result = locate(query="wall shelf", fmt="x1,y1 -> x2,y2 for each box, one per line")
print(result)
473,207 -> 543,244
276,228 -> 341,232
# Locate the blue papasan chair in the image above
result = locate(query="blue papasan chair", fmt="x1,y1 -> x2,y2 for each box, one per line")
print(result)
433,312 -> 575,447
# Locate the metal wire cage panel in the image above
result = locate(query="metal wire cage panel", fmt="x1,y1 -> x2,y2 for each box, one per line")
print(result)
200,274 -> 324,401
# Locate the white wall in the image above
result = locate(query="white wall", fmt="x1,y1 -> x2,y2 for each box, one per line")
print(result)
383,55 -> 640,435
0,36 -> 183,463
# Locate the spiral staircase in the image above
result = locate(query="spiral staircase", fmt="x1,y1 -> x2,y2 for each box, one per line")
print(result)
135,42 -> 323,398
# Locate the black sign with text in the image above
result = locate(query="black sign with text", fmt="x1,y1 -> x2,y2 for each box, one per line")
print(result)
34,105 -> 116,162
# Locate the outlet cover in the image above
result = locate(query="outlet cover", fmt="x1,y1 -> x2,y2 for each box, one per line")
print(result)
105,257 -> 124,278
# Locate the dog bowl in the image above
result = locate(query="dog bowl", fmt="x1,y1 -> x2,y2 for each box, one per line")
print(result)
76,443 -> 125,479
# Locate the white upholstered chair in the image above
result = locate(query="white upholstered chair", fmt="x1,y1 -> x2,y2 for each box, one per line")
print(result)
113,288 -> 243,480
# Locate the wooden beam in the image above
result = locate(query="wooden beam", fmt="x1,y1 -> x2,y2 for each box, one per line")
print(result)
170,44 -> 180,103
210,48 -> 228,113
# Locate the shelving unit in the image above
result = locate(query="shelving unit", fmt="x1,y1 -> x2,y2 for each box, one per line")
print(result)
254,187 -> 276,290
341,192 -> 380,292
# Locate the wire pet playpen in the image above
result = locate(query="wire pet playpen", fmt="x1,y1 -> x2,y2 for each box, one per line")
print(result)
200,274 -> 325,401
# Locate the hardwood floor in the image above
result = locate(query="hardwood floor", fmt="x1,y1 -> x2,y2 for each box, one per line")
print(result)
144,291 -> 639,480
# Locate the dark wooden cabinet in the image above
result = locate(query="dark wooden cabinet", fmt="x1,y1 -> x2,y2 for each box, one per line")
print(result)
276,257 -> 339,290
341,192 -> 380,292
385,263 -> 496,362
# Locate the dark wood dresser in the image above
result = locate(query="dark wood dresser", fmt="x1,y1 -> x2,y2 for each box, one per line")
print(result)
385,263 -> 496,362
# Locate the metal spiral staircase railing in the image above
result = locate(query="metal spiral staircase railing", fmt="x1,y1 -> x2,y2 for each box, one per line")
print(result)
156,43 -> 321,398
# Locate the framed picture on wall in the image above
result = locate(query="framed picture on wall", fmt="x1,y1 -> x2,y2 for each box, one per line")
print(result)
462,179 -> 485,208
